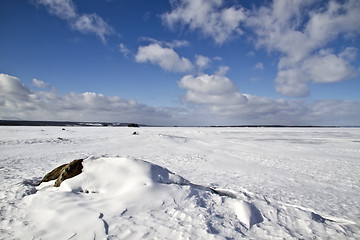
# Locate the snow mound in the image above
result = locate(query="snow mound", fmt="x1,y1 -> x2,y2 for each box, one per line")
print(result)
20,156 -> 263,239
57,156 -> 190,193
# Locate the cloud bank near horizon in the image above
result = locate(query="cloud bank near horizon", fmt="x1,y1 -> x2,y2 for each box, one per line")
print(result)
1,73 -> 359,126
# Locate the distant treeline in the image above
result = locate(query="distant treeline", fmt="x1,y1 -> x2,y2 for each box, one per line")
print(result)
0,120 -> 140,127
1,120 -> 357,128
207,125 -> 341,128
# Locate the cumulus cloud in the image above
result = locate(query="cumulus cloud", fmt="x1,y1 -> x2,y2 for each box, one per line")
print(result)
215,66 -> 230,76
0,74 -> 32,102
180,73 -> 237,96
32,78 -> 51,89
179,74 -> 246,106
247,0 -> 360,97
178,69 -> 247,108
275,68 -> 310,97
1,73 -> 359,126
302,49 -> 357,83
248,0 -> 360,62
162,0 -> 246,45
135,43 -> 193,73
276,48 -> 358,96
339,47 -> 358,61
34,0 -> 114,44
195,55 -> 211,71
176,70 -> 360,125
0,73 -> 174,125
254,62 -> 264,70
161,0 -> 359,96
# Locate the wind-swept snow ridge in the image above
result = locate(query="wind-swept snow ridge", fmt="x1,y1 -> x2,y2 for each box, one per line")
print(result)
20,156 -> 262,239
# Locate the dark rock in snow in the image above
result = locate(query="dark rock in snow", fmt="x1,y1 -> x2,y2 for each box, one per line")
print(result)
39,163 -> 68,184
40,159 -> 84,187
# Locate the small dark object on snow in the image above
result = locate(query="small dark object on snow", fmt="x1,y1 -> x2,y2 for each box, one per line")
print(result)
311,212 -> 333,223
132,132 -> 138,135
62,128 -> 66,130
39,159 -> 84,187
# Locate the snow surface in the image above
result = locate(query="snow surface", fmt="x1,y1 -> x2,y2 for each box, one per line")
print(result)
0,126 -> 359,239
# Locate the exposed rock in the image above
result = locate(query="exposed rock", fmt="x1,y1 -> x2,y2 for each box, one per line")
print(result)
39,163 -> 68,184
39,159 -> 84,187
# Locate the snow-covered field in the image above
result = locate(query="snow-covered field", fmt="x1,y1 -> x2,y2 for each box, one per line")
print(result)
0,126 -> 359,239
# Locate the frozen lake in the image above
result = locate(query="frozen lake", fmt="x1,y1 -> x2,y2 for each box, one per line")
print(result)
0,126 -> 359,239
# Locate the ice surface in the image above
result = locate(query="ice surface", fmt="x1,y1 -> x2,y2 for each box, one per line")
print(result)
0,126 -> 359,239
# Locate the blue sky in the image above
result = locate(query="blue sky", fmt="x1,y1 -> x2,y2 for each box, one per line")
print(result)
1,0 -> 359,125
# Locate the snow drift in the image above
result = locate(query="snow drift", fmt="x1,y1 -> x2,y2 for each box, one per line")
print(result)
21,156 -> 263,239
1,126 -> 359,239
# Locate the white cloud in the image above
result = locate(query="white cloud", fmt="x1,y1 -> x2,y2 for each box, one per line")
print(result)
1,73 -> 360,126
305,0 -> 360,48
141,37 -> 190,49
178,68 -> 248,107
0,73 -> 174,125
195,55 -> 211,71
34,0 -> 114,44
179,74 -> 238,96
247,0 -> 360,97
35,0 -> 77,20
176,70 -> 360,125
162,0 -> 246,45
254,62 -> 264,70
72,14 -> 114,44
275,68 -> 309,97
161,0 -> 359,97
339,47 -> 358,62
119,43 -> 130,58
302,49 -> 357,83
0,74 -> 32,102
32,78 -> 51,89
275,47 -> 358,96
135,43 -> 193,73
215,66 -> 230,76
166,40 -> 190,48
309,100 -> 360,126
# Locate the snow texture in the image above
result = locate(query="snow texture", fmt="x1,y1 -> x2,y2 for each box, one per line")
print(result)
0,126 -> 359,239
